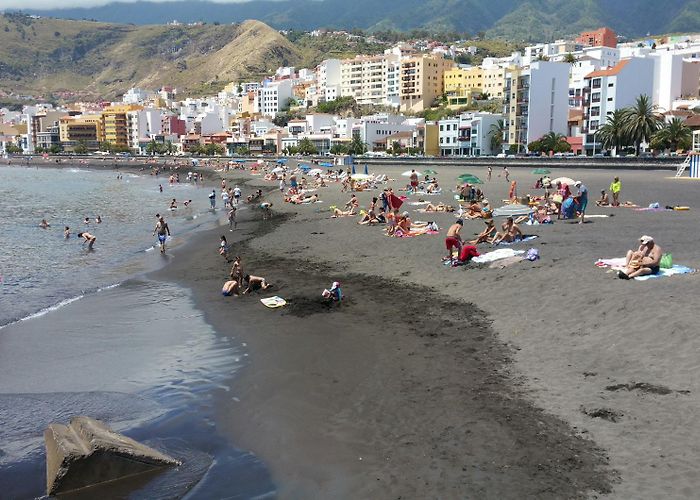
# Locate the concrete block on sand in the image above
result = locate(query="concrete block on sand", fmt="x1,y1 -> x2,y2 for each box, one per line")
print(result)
44,416 -> 181,496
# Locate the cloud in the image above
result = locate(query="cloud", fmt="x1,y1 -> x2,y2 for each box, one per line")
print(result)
0,0 -> 253,9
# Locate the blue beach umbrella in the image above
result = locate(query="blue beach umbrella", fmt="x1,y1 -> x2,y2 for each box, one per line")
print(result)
319,162 -> 334,167
276,158 -> 288,164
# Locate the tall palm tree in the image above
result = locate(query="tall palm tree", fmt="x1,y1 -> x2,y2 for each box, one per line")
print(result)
489,119 -> 505,153
652,117 -> 692,152
563,52 -> 577,64
595,109 -> 627,155
621,94 -> 662,155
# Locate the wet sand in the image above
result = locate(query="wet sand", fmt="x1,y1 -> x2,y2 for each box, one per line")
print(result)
150,163 -> 700,498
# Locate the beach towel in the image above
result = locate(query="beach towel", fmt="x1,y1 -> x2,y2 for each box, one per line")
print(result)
489,256 -> 524,269
594,259 -> 695,280
472,249 -> 525,264
261,296 -> 286,308
496,235 -> 539,246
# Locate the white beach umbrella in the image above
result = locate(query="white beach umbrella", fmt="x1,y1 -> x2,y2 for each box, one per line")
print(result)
308,168 -> 323,176
552,176 -> 576,186
271,167 -> 285,174
492,204 -> 534,217
401,170 -> 417,177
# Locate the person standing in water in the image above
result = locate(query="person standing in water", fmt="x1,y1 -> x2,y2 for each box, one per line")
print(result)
77,231 -> 96,250
153,215 -> 171,254
209,189 -> 216,209
228,206 -> 237,231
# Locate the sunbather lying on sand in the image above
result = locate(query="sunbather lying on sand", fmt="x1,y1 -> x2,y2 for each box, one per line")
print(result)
618,235 -> 662,279
462,202 -> 484,219
470,219 -> 496,244
492,217 -> 524,244
425,203 -> 454,212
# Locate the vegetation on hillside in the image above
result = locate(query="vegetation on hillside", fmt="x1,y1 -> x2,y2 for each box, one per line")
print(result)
0,14 -> 304,100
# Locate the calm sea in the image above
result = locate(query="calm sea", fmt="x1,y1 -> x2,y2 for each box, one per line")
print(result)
0,165 -> 275,497
0,164 -> 214,326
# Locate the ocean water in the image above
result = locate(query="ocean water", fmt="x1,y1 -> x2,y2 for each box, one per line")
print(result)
0,165 -> 274,497
0,165 -> 215,326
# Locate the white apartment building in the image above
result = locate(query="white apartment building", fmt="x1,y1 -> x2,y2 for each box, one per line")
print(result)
127,108 -> 162,150
650,49 -> 700,111
340,54 -> 398,106
354,113 -> 416,151
316,59 -> 342,102
503,62 -> 570,151
438,112 -> 504,156
257,80 -> 293,118
582,57 -> 655,153
123,88 -> 152,104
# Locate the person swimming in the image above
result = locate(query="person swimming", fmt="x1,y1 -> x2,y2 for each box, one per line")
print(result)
39,219 -> 50,228
77,231 -> 96,250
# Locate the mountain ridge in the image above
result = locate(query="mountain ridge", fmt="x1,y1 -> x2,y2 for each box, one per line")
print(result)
0,15 -> 305,101
14,0 -> 700,40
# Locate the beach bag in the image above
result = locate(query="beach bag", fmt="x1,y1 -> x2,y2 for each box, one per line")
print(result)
660,253 -> 673,269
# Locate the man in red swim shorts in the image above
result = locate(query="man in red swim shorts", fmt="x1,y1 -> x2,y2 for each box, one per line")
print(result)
445,219 -> 463,259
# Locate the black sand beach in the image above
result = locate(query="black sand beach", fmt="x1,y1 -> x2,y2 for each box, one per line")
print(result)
5,159 -> 700,498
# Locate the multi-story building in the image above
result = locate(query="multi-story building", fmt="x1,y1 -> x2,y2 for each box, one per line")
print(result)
316,59 -> 342,103
438,112 -> 504,156
340,54 -> 396,106
400,54 -> 453,112
582,57 -> 655,154
576,27 -> 617,49
444,65 -> 506,104
29,110 -> 65,151
650,49 -> 700,111
354,113 -> 416,151
127,108 -> 162,150
503,62 -> 570,152
257,80 -> 293,118
59,114 -> 103,151
100,104 -> 142,147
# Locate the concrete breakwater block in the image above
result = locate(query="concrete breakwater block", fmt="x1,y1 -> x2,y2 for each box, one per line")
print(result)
44,416 -> 181,495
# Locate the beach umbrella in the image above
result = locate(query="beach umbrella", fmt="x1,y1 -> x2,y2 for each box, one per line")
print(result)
532,168 -> 551,175
271,167 -> 285,174
351,173 -> 371,180
456,173 -> 483,184
401,170 -> 415,177
308,168 -> 323,176
552,176 -> 575,186
319,162 -> 334,167
351,164 -> 356,174
423,168 -> 438,175
364,164 -> 369,175
492,204 -> 534,217
276,158 -> 288,164
234,159 -> 246,163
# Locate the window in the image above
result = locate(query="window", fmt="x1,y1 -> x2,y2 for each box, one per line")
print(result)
592,78 -> 601,89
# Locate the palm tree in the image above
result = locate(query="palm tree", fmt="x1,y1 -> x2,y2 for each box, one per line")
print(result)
347,135 -> 368,155
595,109 -> 627,155
621,94 -> 662,155
563,52 -> 577,64
489,119 -> 505,153
652,117 -> 692,152
539,131 -> 570,153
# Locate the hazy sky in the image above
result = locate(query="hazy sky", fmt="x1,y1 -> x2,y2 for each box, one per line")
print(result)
0,0 -> 253,8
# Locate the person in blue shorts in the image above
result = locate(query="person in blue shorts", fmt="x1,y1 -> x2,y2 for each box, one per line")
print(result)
153,215 -> 171,254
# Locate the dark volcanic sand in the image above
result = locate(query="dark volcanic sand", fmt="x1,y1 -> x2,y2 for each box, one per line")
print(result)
152,210 -> 612,498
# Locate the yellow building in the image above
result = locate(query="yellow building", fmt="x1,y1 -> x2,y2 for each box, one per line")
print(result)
100,104 -> 142,146
400,54 -> 454,113
59,115 -> 103,151
444,67 -> 483,94
444,66 -> 506,99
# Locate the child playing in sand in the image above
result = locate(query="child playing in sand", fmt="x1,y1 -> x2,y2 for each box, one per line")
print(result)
596,190 -> 610,206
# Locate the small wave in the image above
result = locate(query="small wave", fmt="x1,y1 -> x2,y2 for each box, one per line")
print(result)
0,283 -> 121,330
0,295 -> 83,330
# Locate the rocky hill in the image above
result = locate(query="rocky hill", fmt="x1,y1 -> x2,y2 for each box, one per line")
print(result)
18,0 -> 700,40
0,15 -> 304,101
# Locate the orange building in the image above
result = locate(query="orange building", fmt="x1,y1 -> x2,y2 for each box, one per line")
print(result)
576,27 -> 617,48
